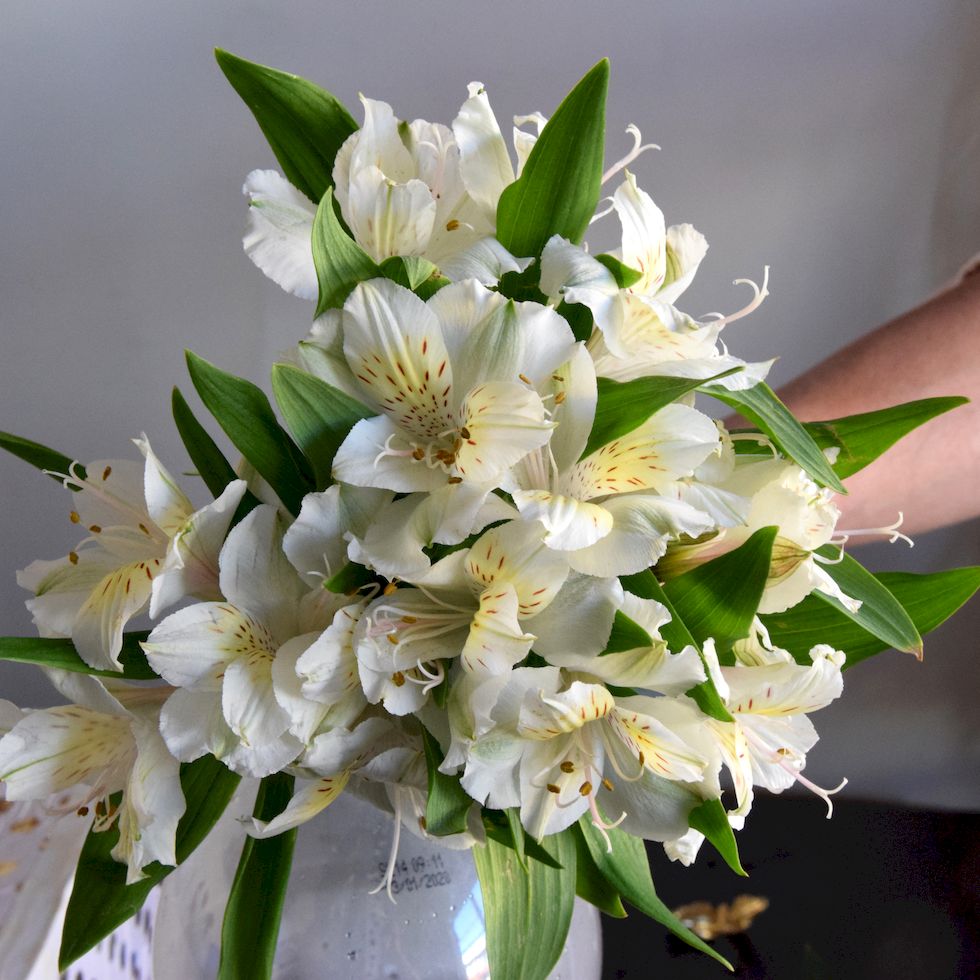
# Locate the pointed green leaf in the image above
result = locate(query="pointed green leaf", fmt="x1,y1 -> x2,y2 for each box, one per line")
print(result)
571,824 -> 627,917
0,632 -> 157,681
420,726 -> 472,837
379,255 -> 437,290
594,253 -> 643,288
172,387 -> 260,524
271,364 -> 373,489
703,381 -> 846,493
688,798 -> 746,876
496,60 -> 609,256
504,807 -> 528,871
215,49 -> 357,204
619,569 -> 733,723
812,547 -> 922,656
312,188 -> 380,316
60,756 -> 241,969
662,526 -> 778,654
324,560 -> 376,595
0,429 -> 83,485
576,817 -> 732,969
804,396 -> 968,480
583,368 -> 741,459
481,809 -> 564,869
185,350 -> 312,515
761,567 -> 980,668
473,827 -> 576,980
218,774 -> 296,980
602,609 -> 654,655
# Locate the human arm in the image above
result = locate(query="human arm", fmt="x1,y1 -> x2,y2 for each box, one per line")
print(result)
775,270 -> 980,537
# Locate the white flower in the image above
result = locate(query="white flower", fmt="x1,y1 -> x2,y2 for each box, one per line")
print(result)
18,438 -> 246,671
703,638 -> 847,820
506,346 -> 719,576
0,672 -> 184,884
454,666 -> 710,841
242,87 -> 532,299
332,278 -> 576,496
143,505 -> 341,777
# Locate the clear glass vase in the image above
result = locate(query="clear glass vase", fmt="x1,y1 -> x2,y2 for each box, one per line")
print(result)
153,789 -> 602,980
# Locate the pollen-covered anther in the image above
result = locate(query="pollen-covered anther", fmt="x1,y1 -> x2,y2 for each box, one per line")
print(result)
68,551 -> 79,565
383,582 -> 399,596
102,466 -> 112,481
518,373 -> 532,385
386,633 -> 399,645
89,525 -> 102,534
446,219 -> 460,231
391,671 -> 406,687
602,778 -> 615,792
579,781 -> 593,796
559,760 -> 575,773
400,616 -> 418,625
546,783 -> 561,794
69,511 -> 81,524
412,447 -> 426,461
460,426 -> 471,440
554,391 -> 566,405
448,476 -> 463,485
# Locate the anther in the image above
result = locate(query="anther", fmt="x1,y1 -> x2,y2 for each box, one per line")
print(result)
418,816 -> 427,831
446,219 -> 460,231
546,783 -> 561,794
559,760 -> 575,773
401,616 -> 418,624
460,426 -> 471,439
68,551 -> 79,565
89,525 -> 102,534
554,391 -> 566,405
448,476 -> 463,485
412,447 -> 426,460
518,373 -> 532,385
602,778 -> 615,792
392,671 -> 406,687
384,582 -> 399,596
579,781 -> 593,796
76,806 -> 89,817
102,466 -> 112,481
386,634 -> 399,645
69,511 -> 80,524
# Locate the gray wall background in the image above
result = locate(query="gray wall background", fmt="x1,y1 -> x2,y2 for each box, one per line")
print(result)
1,1 -> 978,808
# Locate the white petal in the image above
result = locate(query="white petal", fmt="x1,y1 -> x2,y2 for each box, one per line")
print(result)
222,651 -> 293,751
543,345 -> 598,474
540,234 -> 618,301
603,765 -> 702,843
242,169 -> 317,299
348,96 -> 416,182
143,601 -> 275,690
566,493 -> 714,578
250,774 -> 349,838
295,310 -> 364,400
513,490 -> 613,551
219,505 -> 306,642
346,167 -> 437,262
438,237 -> 531,284
461,584 -> 534,675
150,479 -> 248,618
453,82 -> 515,217
295,601 -> 366,704
158,688 -> 238,763
114,717 -> 185,883
135,435 -> 193,538
271,634 -> 333,744
0,706 -> 132,801
659,222 -> 709,305
613,172 -> 667,295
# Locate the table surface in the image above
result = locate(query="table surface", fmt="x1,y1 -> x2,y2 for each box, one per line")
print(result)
599,797 -> 980,980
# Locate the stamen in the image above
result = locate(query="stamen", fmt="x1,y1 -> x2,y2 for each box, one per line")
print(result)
369,796 -> 404,903
602,125 -> 660,184
833,512 -> 914,548
589,196 -> 616,226
704,266 -> 770,328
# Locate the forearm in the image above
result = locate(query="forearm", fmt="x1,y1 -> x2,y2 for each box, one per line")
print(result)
776,271 -> 980,537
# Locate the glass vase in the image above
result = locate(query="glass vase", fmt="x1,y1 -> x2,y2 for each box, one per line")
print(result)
153,789 -> 602,980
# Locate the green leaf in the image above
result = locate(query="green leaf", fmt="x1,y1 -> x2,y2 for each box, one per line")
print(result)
473,827 -> 577,980
576,818 -> 732,969
218,774 -> 296,980
0,429 -> 83,485
619,569 -> 733,723
557,300 -> 594,343
761,567 -> 980,668
271,364 -> 373,490
663,526 -> 778,653
481,809 -> 564,869
812,547 -> 922,656
602,609 -> 654,655
60,756 -> 241,969
215,49 -> 357,204
804,396 -> 968,480
496,60 -> 609,256
0,632 -> 157,680
185,350 -> 312,516
376,257 -> 449,297
703,381 -> 846,493
583,368 -> 742,459
171,387 -> 260,524
594,253 -> 643,288
420,727 -> 472,837
571,824 -> 627,917
312,188 -> 380,316
688,798 -> 746,876
324,560 -> 376,595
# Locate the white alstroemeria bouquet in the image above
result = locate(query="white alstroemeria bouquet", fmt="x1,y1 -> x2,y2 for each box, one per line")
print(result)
1,51 -> 977,980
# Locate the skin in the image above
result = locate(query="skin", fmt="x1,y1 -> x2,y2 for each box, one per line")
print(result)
775,269 -> 980,537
